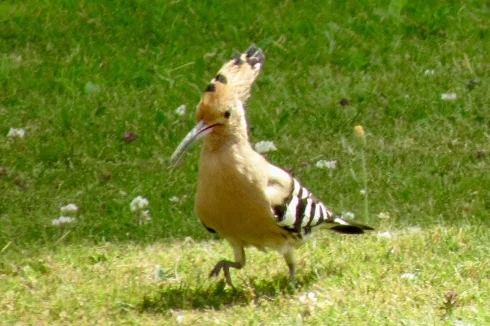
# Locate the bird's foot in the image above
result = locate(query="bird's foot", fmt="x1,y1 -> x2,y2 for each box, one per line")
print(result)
209,260 -> 242,287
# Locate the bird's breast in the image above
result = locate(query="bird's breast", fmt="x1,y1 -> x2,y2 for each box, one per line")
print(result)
195,149 -> 289,248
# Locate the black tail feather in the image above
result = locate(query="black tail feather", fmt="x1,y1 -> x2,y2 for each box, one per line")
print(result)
330,225 -> 366,234
329,218 -> 374,235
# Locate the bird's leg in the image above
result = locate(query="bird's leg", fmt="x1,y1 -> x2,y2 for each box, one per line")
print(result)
209,260 -> 242,286
209,242 -> 245,287
283,249 -> 296,287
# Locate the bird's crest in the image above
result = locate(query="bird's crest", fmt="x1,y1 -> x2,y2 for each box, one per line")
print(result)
197,44 -> 264,119
170,45 -> 265,164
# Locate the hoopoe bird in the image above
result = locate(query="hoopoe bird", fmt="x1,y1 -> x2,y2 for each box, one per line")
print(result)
170,44 -> 374,286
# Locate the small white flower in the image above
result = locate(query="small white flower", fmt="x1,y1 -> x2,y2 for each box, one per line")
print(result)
169,196 -> 180,202
377,231 -> 392,238
7,128 -> 25,139
295,313 -> 303,324
298,293 -> 307,303
175,104 -> 186,116
441,93 -> 457,101
400,273 -> 416,280
315,160 -> 337,169
51,216 -> 76,226
342,212 -> 355,219
406,226 -> 421,234
130,196 -> 149,212
377,212 -> 390,219
141,210 -> 151,222
299,291 -> 317,303
453,321 -> 475,326
176,315 -> 184,324
424,69 -> 435,76
154,264 -> 164,279
60,203 -> 79,215
307,291 -> 317,302
60,216 -> 76,223
254,140 -> 277,154
360,189 -> 366,195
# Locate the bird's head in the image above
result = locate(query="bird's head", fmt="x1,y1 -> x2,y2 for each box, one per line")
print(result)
170,44 -> 264,163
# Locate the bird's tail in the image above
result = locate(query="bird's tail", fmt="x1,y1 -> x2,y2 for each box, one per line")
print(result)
327,216 -> 374,234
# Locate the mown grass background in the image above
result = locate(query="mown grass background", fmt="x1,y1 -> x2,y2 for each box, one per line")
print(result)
1,0 -> 489,324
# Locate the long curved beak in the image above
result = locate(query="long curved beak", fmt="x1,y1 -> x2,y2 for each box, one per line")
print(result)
169,120 -> 215,164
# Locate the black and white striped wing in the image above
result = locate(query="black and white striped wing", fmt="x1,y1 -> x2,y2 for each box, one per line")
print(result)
271,178 -> 372,237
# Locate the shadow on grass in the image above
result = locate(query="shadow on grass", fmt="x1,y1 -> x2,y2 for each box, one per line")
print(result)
137,269 -> 320,313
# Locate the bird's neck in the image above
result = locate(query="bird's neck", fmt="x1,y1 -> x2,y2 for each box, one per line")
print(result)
198,121 -> 264,194
201,119 -> 251,154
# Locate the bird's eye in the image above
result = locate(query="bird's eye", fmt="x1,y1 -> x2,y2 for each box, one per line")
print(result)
224,110 -> 231,119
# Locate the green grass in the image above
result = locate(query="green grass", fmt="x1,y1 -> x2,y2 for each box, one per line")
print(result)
1,0 -> 489,324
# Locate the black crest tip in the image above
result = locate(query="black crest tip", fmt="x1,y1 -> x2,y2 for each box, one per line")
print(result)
245,44 -> 258,57
215,74 -> 227,84
205,83 -> 216,92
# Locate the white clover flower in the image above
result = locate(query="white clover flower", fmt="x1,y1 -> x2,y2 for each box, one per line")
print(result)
424,69 -> 435,76
141,210 -> 151,223
169,196 -> 180,202
377,231 -> 392,238
154,264 -> 164,279
59,216 -> 76,224
342,211 -> 355,219
299,291 -> 317,303
400,273 -> 416,280
360,189 -> 366,195
60,203 -> 79,215
315,160 -> 337,169
406,226 -> 421,234
453,320 -> 475,326
307,291 -> 317,302
441,93 -> 457,101
51,216 -> 76,226
298,293 -> 307,303
377,212 -> 390,219
175,104 -> 186,116
130,196 -> 149,212
295,313 -> 303,323
254,140 -> 277,154
7,128 -> 25,139
176,315 -> 184,325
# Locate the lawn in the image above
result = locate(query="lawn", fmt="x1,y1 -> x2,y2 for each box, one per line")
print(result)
1,0 -> 489,324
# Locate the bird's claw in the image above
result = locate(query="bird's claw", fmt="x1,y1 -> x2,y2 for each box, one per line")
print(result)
209,260 -> 241,287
